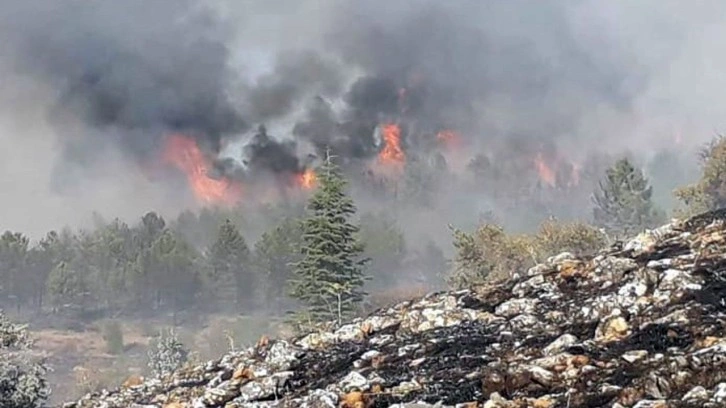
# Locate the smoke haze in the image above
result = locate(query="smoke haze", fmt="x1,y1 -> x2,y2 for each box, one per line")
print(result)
0,0 -> 722,237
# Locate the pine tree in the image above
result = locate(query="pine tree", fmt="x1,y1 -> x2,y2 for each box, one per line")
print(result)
592,157 -> 665,238
289,150 -> 369,327
253,217 -> 303,313
145,230 -> 199,314
46,261 -> 89,311
206,220 -> 252,308
147,328 -> 188,377
0,232 -> 30,311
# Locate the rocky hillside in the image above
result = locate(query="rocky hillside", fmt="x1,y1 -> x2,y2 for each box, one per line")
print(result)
62,210 -> 726,408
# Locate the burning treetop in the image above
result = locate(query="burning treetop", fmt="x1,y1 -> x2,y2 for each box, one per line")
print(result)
163,134 -> 243,205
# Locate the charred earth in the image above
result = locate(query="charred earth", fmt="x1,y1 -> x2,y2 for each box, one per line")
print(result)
63,210 -> 726,407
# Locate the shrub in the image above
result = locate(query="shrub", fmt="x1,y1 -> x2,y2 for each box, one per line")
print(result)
0,310 -> 50,408
147,328 -> 188,377
0,356 -> 50,408
449,223 -> 535,287
101,320 -> 124,355
534,217 -> 605,257
676,136 -> 726,215
362,285 -> 429,315
448,218 -> 606,288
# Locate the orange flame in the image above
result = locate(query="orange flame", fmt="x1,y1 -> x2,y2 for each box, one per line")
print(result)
534,152 -> 556,187
436,130 -> 461,150
163,134 -> 242,205
378,123 -> 405,170
296,168 -> 317,189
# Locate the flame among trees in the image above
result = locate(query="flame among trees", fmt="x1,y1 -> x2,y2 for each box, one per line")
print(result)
163,134 -> 317,206
378,123 -> 406,170
296,168 -> 317,190
436,130 -> 462,150
533,152 -> 580,188
163,134 -> 243,205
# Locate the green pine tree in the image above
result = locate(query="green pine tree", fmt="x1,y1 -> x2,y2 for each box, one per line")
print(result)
0,232 -> 30,311
206,220 -> 252,309
253,217 -> 303,313
289,150 -> 369,328
592,157 -> 665,238
46,261 -> 89,311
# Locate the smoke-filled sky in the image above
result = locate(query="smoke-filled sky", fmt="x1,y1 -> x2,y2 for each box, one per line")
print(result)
0,0 -> 723,237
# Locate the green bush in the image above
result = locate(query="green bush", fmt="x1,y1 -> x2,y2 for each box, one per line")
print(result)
147,328 -> 188,377
534,218 -> 605,257
449,223 -> 535,287
449,218 -> 605,288
101,320 -> 124,355
0,310 -> 50,408
676,136 -> 726,216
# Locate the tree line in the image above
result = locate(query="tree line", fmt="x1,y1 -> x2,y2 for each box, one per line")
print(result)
0,153 -> 444,324
1,137 -> 723,326
451,137 -> 726,286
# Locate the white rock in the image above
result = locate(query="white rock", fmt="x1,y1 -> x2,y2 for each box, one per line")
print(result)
659,269 -> 702,291
361,350 -> 381,360
621,350 -> 648,364
338,371 -> 369,392
632,400 -> 667,408
495,298 -> 538,318
548,252 -> 575,264
526,365 -> 555,386
714,382 -> 726,402
483,392 -> 510,408
682,385 -> 709,401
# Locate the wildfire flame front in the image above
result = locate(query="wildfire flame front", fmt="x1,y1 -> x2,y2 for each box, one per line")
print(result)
162,134 -> 242,205
378,123 -> 405,170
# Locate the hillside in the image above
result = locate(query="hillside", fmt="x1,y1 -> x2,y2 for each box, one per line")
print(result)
62,210 -> 726,408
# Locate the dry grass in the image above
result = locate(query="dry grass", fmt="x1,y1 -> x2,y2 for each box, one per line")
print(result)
194,315 -> 286,361
33,313 -> 289,404
363,284 -> 429,314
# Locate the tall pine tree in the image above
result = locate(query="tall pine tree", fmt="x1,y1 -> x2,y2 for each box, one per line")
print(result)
206,220 -> 252,309
254,217 -> 303,314
592,157 -> 665,238
290,151 -> 368,327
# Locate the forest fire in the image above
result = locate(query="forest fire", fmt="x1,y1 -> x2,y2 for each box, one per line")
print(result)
162,134 -> 242,205
534,152 -> 581,189
436,130 -> 462,150
534,152 -> 557,187
378,123 -> 406,170
296,168 -> 317,189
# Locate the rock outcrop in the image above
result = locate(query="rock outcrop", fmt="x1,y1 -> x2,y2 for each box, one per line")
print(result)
62,210 -> 726,407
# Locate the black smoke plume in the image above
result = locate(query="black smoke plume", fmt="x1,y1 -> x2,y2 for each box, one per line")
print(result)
0,0 -> 701,202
